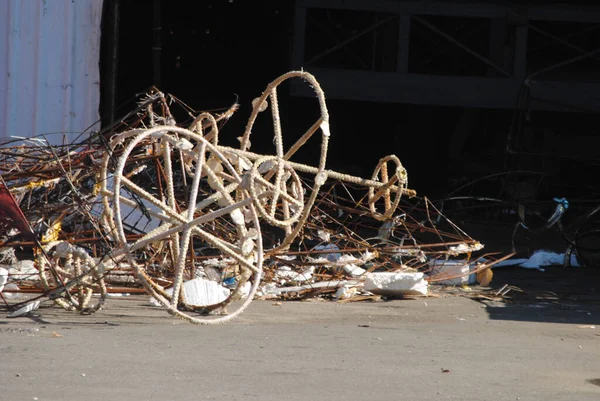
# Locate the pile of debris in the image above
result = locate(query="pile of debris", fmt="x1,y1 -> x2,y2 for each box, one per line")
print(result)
0,71 -> 506,323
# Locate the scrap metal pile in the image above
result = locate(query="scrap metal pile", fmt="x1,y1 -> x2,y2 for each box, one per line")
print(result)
0,71 -> 505,324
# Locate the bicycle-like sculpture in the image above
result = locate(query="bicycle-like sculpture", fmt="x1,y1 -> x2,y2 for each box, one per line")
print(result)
39,71 -> 413,324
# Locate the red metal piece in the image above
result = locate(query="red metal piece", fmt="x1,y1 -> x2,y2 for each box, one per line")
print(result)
0,181 -> 35,239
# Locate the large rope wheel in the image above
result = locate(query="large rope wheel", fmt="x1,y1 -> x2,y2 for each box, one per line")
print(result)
98,128 -> 150,240
105,125 -> 263,324
238,71 -> 331,251
37,241 -> 107,313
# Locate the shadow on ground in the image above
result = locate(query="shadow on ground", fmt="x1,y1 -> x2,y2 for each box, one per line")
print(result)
478,265 -> 600,325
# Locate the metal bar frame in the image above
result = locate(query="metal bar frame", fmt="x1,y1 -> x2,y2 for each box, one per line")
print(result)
292,0 -> 600,110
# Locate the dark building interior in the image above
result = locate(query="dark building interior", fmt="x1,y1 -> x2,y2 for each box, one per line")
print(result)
99,0 -> 600,208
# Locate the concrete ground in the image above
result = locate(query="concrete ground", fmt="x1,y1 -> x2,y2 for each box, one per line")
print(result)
1,265 -> 599,401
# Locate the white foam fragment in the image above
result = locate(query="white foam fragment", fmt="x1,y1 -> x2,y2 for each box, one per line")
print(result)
256,282 -> 282,297
150,278 -> 230,307
0,267 -> 8,292
335,285 -> 359,300
8,260 -> 39,281
448,242 -> 484,255
275,266 -> 315,283
494,249 -> 580,270
273,280 -> 361,294
364,272 -> 428,296
429,260 -> 476,285
338,254 -> 360,264
343,264 -> 366,277
2,283 -> 21,299
202,257 -> 235,268
317,230 -> 331,242
8,300 -> 41,318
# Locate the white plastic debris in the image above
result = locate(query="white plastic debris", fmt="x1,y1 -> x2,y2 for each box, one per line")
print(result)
337,254 -> 360,264
335,284 -> 359,300
377,220 -> 397,241
364,272 -> 428,296
0,247 -> 17,264
202,257 -> 236,268
270,280 -> 361,294
317,230 -> 331,242
306,251 -> 374,276
90,173 -> 162,235
275,266 -> 315,283
174,138 -> 193,151
0,267 -> 7,293
256,282 -> 282,298
448,242 -> 484,255
494,249 -> 580,271
8,260 -> 39,281
238,280 -> 252,300
2,283 -> 21,299
149,278 -> 230,307
103,293 -> 130,298
429,260 -> 476,285
306,256 -> 331,265
343,264 -> 366,277
389,247 -> 428,263
230,209 -> 245,225
225,153 -> 252,171
7,300 -> 41,318
335,254 -> 363,275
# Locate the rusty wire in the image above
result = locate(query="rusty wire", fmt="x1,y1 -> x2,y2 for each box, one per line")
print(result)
0,73 -> 507,321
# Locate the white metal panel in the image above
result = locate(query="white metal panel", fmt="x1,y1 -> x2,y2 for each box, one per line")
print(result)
0,0 -> 104,145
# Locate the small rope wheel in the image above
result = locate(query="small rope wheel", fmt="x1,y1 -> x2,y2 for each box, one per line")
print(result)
109,126 -> 264,324
37,241 -> 107,313
247,156 -> 305,228
368,155 -> 408,221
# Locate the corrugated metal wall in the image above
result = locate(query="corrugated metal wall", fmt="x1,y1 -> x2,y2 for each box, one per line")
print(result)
0,0 -> 104,145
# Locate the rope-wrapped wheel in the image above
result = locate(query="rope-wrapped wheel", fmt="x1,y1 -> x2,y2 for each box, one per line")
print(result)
104,125 -> 263,324
368,155 -> 408,221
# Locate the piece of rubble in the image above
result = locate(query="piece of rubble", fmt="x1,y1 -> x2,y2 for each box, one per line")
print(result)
448,242 -> 484,255
2,283 -> 20,299
335,284 -> 360,300
8,260 -> 39,281
0,247 -> 17,264
429,260 -> 476,285
364,272 -> 428,296
343,263 -> 366,277
149,278 -> 231,307
7,300 -> 41,318
337,254 -> 367,276
0,267 -> 7,292
494,249 -> 580,270
267,279 -> 361,295
275,266 -> 315,283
